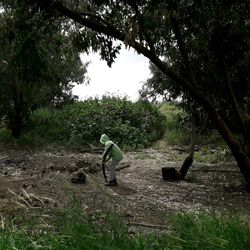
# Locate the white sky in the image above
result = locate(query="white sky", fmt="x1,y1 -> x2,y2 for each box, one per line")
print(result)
72,47 -> 150,101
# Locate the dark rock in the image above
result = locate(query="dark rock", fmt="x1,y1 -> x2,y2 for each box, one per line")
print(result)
68,164 -> 79,173
162,167 -> 179,180
76,160 -> 92,168
71,171 -> 86,184
76,160 -> 100,173
88,164 -> 100,173
50,165 -> 66,171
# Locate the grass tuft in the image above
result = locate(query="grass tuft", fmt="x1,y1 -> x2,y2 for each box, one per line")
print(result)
167,213 -> 250,250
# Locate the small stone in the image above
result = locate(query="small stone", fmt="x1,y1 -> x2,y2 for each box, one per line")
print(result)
50,165 -> 66,171
126,212 -> 133,218
71,171 -> 86,184
68,164 -> 79,173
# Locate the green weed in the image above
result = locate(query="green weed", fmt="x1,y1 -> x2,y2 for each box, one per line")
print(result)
155,103 -> 190,148
166,213 -> 250,250
0,207 -> 249,250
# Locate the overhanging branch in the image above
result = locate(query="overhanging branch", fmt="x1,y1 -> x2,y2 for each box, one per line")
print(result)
34,0 -> 191,91
171,16 -> 198,87
37,0 -> 125,40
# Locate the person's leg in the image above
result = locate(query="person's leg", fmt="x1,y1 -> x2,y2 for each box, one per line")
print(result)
109,159 -> 119,181
106,159 -> 119,185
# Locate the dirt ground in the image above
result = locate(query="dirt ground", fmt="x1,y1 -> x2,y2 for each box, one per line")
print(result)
0,144 -> 250,231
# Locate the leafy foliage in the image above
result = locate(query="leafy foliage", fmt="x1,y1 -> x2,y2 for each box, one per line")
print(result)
0,1 -> 88,138
27,96 -> 166,149
140,0 -> 250,131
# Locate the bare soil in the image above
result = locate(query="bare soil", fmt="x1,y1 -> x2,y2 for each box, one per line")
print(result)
0,144 -> 249,231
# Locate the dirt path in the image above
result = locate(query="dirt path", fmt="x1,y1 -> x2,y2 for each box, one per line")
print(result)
0,145 -> 249,231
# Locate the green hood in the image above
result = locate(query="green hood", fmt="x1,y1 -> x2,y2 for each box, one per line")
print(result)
100,134 -> 109,144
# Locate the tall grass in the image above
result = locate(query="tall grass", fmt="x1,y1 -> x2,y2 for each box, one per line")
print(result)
155,103 -> 190,147
155,103 -> 232,163
0,210 -> 249,249
0,209 -> 163,249
167,213 -> 250,250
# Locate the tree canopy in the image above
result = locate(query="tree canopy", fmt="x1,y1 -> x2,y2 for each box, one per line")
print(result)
0,0 -> 89,137
140,1 -> 250,133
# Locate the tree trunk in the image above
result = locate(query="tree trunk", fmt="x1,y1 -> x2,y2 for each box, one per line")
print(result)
10,121 -> 22,139
165,16 -> 250,191
208,110 -> 250,191
162,112 -> 196,180
153,57 -> 250,190
9,89 -> 23,139
230,149 -> 250,192
9,107 -> 22,139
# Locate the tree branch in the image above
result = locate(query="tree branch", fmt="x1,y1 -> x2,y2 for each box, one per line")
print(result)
170,16 -> 198,87
38,0 -> 125,40
127,222 -> 168,230
78,11 -> 113,28
127,2 -> 156,54
35,0 -> 191,90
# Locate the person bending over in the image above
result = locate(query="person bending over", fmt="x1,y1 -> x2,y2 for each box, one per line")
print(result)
100,134 -> 123,186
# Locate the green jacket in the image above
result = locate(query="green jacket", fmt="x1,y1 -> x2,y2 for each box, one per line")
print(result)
100,134 -> 123,161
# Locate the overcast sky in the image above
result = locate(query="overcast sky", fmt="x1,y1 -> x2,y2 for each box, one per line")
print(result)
72,47 -> 150,101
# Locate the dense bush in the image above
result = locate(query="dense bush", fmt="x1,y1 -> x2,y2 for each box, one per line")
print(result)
27,96 -> 166,149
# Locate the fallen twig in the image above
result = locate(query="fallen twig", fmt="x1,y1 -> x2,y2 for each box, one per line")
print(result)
9,190 -> 33,208
190,169 -> 240,173
127,222 -> 168,230
116,163 -> 130,171
72,146 -> 103,154
0,214 -> 5,230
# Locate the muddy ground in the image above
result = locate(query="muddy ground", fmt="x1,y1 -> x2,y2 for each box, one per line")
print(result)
0,144 -> 249,232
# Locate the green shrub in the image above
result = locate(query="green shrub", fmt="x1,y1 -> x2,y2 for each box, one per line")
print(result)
69,97 -> 166,149
25,96 -> 166,149
0,128 -> 14,143
27,108 -> 72,143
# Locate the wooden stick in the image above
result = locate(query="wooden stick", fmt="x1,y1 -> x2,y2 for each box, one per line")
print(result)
127,222 -> 168,230
190,169 -> 240,173
116,163 -> 130,171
